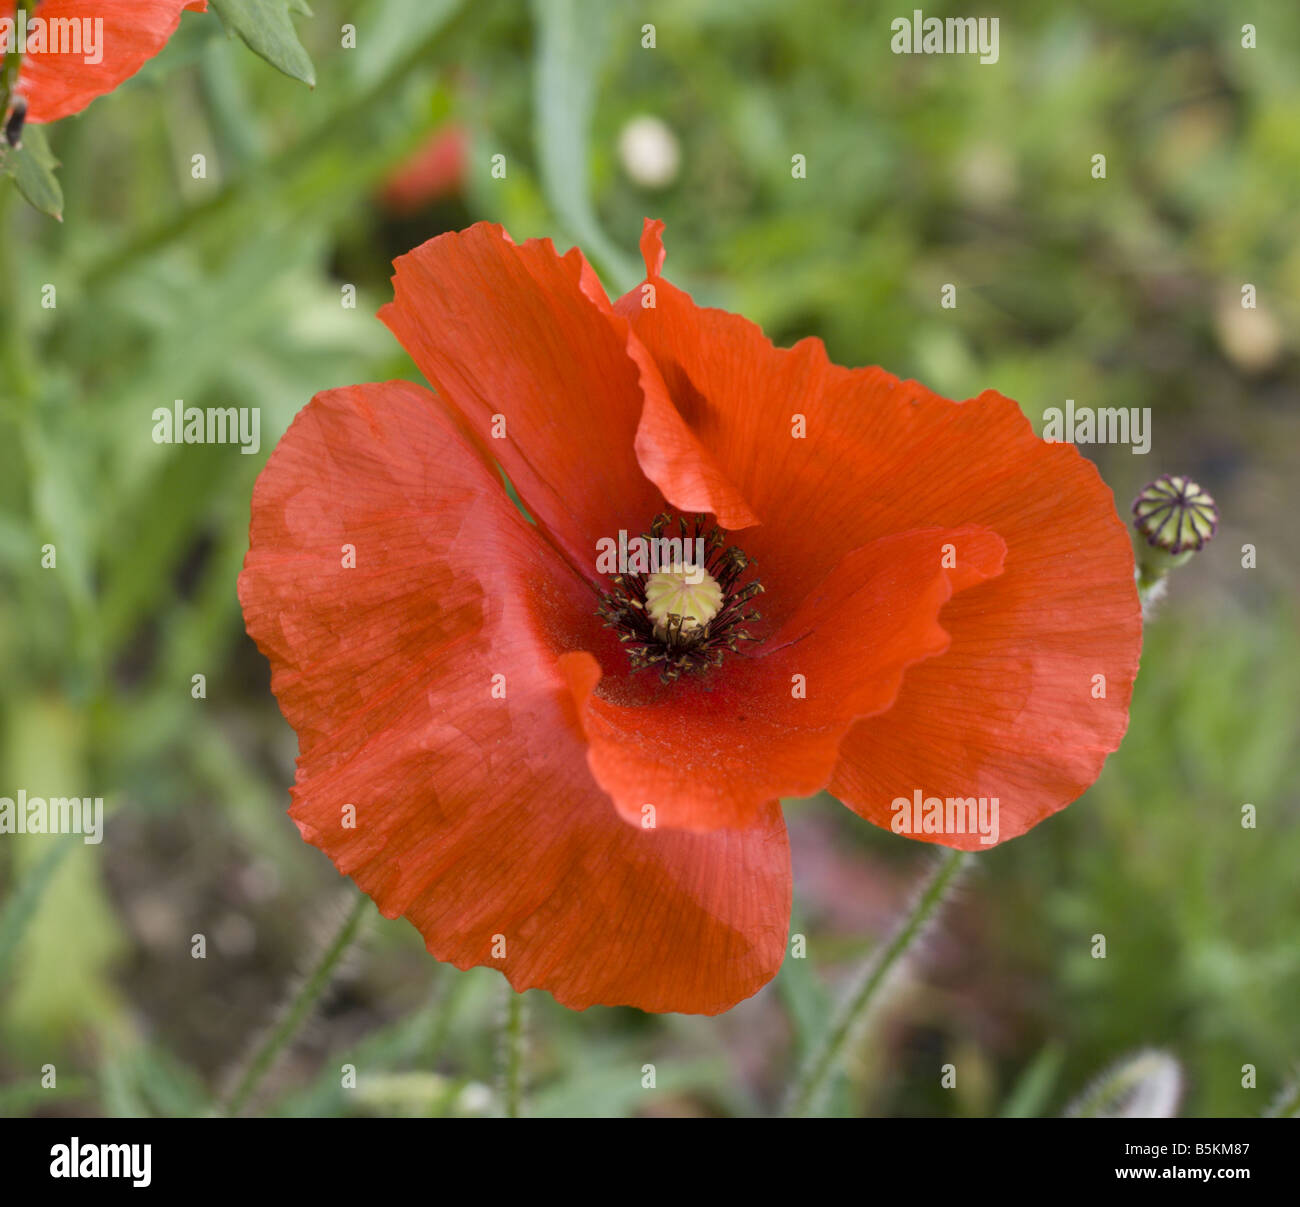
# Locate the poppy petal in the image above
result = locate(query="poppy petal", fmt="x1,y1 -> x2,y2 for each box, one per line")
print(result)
613,222 -> 853,617
378,125 -> 468,214
238,380 -> 791,1013
563,526 -> 1006,831
378,222 -> 672,579
615,223 -> 1141,844
829,418 -> 1142,846
5,0 -> 206,124
629,348 -> 760,531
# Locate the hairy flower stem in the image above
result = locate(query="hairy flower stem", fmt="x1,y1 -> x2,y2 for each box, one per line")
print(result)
1136,569 -> 1170,621
500,987 -> 527,1118
785,847 -> 969,1117
1265,1072 -> 1300,1118
1065,1049 -> 1183,1117
218,892 -> 370,1117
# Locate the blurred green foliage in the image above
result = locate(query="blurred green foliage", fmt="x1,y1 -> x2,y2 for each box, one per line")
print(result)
0,0 -> 1296,1117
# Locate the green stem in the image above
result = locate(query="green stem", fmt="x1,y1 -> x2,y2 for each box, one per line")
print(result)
785,847 -> 969,1117
80,0 -> 472,288
0,180 -> 38,408
1065,1049 -> 1181,1117
0,1 -> 27,404
0,2 -> 28,115
0,831 -> 77,987
1136,566 -> 1169,620
218,892 -> 369,1117
500,987 -> 527,1118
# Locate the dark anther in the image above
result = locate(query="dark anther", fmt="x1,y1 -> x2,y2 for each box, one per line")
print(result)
595,512 -> 765,684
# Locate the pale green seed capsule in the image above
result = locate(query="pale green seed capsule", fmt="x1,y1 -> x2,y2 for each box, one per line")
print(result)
1132,474 -> 1218,555
644,563 -> 723,639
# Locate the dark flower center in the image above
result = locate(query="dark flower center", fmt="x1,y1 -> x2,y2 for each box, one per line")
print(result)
595,513 -> 764,683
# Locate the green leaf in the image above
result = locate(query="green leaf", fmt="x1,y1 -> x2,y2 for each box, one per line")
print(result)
0,1075 -> 92,1117
531,1057 -> 729,1118
210,0 -> 316,87
99,1044 -> 211,1119
531,0 -> 640,292
2,124 -> 63,220
0,832 -> 76,988
1,700 -> 127,1043
998,1042 -> 1065,1118
776,905 -> 832,1058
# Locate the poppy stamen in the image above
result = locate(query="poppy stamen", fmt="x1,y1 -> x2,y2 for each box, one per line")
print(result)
595,513 -> 764,683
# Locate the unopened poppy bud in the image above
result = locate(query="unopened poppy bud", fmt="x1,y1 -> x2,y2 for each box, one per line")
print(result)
4,98 -> 26,150
618,115 -> 681,190
644,563 -> 723,638
1132,474 -> 1218,585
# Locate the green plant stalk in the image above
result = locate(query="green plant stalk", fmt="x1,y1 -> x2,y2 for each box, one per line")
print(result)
0,831 -> 78,988
0,3 -> 34,406
531,0 -> 642,293
218,892 -> 370,1117
0,1 -> 28,115
501,987 -> 527,1119
785,846 -> 969,1117
81,0 -> 472,287
1065,1049 -> 1181,1117
786,569 -> 1165,1116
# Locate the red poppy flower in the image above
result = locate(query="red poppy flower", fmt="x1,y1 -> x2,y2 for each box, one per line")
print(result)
378,124 -> 468,215
1,0 -> 206,125
238,219 -> 1142,1014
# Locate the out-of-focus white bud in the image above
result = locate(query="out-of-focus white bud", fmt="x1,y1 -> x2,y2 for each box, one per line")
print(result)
1215,293 -> 1283,373
618,115 -> 681,190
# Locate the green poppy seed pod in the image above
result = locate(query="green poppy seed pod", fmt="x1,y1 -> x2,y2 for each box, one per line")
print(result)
1132,474 -> 1218,586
